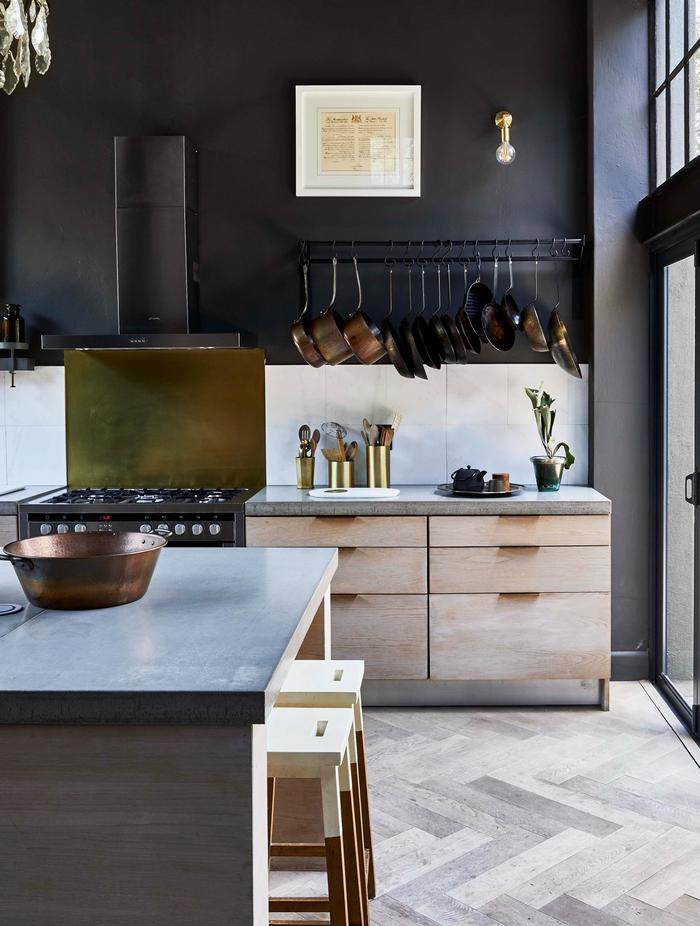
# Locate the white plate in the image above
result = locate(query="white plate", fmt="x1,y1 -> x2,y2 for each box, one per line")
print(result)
307,487 -> 401,500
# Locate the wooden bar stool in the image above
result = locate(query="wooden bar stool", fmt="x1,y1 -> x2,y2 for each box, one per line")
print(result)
267,706 -> 367,926
275,659 -> 376,899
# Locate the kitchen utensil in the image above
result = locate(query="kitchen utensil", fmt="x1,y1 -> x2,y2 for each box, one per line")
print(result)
548,307 -> 582,378
296,457 -> 315,489
0,531 -> 168,610
368,423 -> 379,446
429,260 -> 457,363
328,460 -> 354,488
322,421 -> 347,438
336,430 -> 346,461
451,466 -> 488,492
346,441 -> 358,461
399,261 -> 428,379
299,424 -> 311,444
321,448 -> 340,462
520,245 -> 549,352
442,259 -> 469,363
382,427 -> 394,446
381,264 -> 415,379
412,263 -> 442,369
360,429 -> 370,446
502,245 -> 521,329
390,412 -> 402,434
310,255 -> 353,365
291,260 -> 325,367
464,244 -> 492,343
482,253 -> 516,352
363,417 -> 371,434
308,487 -> 400,499
310,429 -> 320,456
435,483 -> 525,499
342,255 -> 386,364
455,257 -> 481,354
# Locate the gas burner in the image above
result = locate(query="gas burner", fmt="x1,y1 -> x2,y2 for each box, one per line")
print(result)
45,488 -> 248,505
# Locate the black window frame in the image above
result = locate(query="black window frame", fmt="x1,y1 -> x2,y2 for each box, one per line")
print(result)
651,0 -> 700,188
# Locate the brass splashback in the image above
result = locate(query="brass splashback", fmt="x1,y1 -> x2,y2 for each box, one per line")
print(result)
65,349 -> 266,489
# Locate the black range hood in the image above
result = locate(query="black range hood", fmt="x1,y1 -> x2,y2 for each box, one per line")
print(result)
43,135 -> 244,351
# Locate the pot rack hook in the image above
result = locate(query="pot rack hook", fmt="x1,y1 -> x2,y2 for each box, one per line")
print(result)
506,238 -> 514,293
406,252 -> 414,317
387,259 -> 394,318
532,238 -> 540,303
474,239 -> 481,281
550,238 -> 561,308
492,239 -> 499,294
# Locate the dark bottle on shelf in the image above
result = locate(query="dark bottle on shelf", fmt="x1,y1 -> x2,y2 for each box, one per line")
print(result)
0,304 -> 24,343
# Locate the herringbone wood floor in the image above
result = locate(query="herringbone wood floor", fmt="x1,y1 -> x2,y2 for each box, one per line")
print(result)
270,682 -> 700,924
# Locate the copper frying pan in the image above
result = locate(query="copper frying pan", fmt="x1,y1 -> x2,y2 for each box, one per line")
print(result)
342,255 -> 386,364
310,255 -> 353,365
291,260 -> 325,367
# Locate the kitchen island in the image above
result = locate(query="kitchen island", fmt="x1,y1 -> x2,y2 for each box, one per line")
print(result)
0,546 -> 337,926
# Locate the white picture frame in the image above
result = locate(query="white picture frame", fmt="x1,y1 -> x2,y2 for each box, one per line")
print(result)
295,84 -> 421,197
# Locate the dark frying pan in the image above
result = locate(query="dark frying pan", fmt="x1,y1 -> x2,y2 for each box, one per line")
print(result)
382,265 -> 414,379
502,251 -> 521,329
441,262 -> 469,363
464,249 -> 492,343
291,260 -> 325,367
481,256 -> 516,352
429,263 -> 457,363
412,265 -> 442,369
548,307 -> 582,378
399,263 -> 428,379
455,262 -> 481,354
310,256 -> 353,365
520,255 -> 548,352
342,256 -> 386,364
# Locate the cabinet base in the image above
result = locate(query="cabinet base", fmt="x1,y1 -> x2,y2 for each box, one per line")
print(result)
362,677 -> 607,708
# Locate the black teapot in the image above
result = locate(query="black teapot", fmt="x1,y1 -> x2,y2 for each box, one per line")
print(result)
451,466 -> 487,492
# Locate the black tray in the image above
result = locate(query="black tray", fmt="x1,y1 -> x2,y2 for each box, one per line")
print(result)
436,483 -> 525,498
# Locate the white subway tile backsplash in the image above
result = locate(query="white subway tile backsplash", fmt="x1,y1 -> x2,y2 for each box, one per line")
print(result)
6,426 -> 67,485
4,366 -> 65,428
446,365 -> 508,425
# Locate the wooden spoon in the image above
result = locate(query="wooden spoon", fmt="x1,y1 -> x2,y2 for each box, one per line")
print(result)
346,441 -> 358,462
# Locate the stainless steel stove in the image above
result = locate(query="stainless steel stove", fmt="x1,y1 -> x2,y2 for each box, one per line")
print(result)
19,487 -> 256,546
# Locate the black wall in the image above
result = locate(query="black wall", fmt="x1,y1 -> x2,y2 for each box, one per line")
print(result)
0,0 -> 587,364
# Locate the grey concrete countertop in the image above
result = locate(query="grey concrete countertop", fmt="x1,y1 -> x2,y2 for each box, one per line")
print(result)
0,485 -> 62,515
0,547 -> 337,725
246,485 -> 612,516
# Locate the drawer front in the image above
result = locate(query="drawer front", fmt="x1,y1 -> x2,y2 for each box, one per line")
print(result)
336,547 -> 427,594
429,515 -> 610,547
430,593 -> 611,680
246,516 -> 426,548
332,594 -> 428,679
0,515 -> 17,548
430,546 -> 610,594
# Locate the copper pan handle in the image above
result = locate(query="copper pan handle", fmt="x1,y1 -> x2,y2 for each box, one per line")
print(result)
0,553 -> 34,571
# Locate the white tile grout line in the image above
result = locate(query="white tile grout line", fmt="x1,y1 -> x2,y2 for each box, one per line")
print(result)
639,679 -> 700,771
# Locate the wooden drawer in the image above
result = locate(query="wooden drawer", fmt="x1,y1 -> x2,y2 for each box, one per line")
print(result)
246,516 -> 426,548
430,546 -> 610,593
335,548 -> 427,594
0,515 -> 17,548
332,594 -> 427,679
429,515 -> 610,547
430,593 -> 611,680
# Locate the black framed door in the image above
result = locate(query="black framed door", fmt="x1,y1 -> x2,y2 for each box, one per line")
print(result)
655,241 -> 700,735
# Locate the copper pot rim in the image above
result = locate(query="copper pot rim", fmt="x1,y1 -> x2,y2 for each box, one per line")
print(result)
4,533 -> 168,561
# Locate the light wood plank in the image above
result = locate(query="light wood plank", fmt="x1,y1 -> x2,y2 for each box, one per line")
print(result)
246,515 -> 426,548
430,593 -> 610,681
331,594 -> 427,679
429,515 -> 610,547
0,514 -> 18,547
335,547 -> 427,595
430,546 -> 611,594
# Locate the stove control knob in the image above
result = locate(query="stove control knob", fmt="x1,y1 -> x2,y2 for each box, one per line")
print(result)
174,523 -> 186,536
74,523 -> 87,533
39,523 -> 52,535
139,523 -> 152,533
191,523 -> 204,536
156,523 -> 169,533
209,523 -> 221,536
57,523 -> 69,534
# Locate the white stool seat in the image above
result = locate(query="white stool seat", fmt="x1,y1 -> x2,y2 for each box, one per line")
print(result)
277,659 -> 365,708
267,706 -> 354,777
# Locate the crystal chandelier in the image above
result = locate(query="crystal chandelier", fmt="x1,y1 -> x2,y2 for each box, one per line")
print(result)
0,0 -> 51,95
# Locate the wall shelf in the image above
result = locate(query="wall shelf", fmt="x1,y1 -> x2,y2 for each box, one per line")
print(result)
0,342 -> 33,387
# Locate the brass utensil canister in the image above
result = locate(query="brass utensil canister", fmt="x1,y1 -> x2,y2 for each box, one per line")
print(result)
296,457 -> 315,490
328,460 -> 354,488
366,446 -> 391,488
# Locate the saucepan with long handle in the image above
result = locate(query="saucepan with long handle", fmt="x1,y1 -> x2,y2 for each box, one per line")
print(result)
0,531 -> 170,610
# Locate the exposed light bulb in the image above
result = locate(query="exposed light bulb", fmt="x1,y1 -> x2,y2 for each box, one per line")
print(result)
496,141 -> 516,165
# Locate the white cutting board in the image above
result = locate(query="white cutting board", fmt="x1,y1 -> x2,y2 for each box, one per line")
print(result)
307,487 -> 400,500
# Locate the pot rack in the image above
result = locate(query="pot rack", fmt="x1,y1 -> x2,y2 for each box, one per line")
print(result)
299,236 -> 586,265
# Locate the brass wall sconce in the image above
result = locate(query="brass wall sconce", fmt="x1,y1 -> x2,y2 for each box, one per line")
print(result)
495,111 -> 516,165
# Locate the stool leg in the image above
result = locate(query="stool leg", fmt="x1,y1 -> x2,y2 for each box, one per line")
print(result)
354,696 -> 376,899
267,777 -> 276,869
347,719 -> 370,919
339,749 -> 368,926
321,766 -> 350,926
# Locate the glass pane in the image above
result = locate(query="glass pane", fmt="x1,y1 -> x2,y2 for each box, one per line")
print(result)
692,49 -> 700,162
657,89 -> 668,186
665,255 -> 696,708
656,0 -> 668,89
670,71 -> 685,175
670,0 -> 685,69
691,0 -> 700,51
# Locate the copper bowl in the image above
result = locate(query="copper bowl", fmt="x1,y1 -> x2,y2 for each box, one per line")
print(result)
0,532 -> 167,610
343,310 -> 386,364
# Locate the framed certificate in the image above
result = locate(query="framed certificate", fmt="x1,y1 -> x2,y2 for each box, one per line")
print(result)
295,85 -> 421,197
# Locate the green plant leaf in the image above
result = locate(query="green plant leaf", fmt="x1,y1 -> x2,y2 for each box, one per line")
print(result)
552,441 -> 575,469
